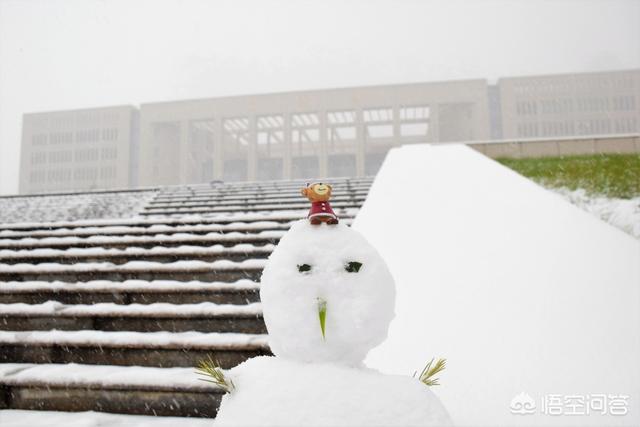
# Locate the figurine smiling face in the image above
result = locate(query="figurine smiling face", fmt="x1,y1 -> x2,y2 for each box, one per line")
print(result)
302,183 -> 332,201
260,220 -> 396,366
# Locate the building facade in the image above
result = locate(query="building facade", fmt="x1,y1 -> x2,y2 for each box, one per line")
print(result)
19,106 -> 139,194
497,69 -> 640,139
137,79 -> 490,186
18,69 -> 640,193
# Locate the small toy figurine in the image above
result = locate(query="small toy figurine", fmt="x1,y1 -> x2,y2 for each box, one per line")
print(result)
301,182 -> 339,225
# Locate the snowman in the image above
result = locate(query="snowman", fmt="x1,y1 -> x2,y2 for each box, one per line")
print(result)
209,187 -> 453,426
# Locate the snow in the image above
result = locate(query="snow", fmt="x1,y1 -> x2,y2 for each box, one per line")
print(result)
260,220 -> 395,365
143,201 -> 362,214
214,356 -> 451,427
0,190 -> 156,224
0,230 -> 286,249
0,209 -> 360,232
0,301 -> 263,317
0,330 -> 269,349
0,410 -> 216,427
0,259 -> 266,273
0,221 -> 292,238
0,363 -> 217,390
0,279 -> 259,293
553,188 -> 640,239
354,144 -> 640,427
0,243 -> 275,260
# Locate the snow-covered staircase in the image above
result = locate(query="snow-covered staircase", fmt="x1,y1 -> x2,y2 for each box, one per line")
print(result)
0,177 -> 373,417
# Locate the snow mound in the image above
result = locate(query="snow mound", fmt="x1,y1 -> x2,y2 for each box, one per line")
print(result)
214,356 -> 452,427
260,220 -> 395,365
354,143 -> 640,427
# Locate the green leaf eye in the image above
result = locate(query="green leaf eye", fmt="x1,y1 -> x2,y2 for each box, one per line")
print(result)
345,261 -> 363,273
297,264 -> 312,273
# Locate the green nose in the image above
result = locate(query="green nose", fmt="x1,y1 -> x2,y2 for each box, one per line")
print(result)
317,298 -> 327,340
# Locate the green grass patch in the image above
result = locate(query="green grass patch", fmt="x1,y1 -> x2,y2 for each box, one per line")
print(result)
497,154 -> 640,199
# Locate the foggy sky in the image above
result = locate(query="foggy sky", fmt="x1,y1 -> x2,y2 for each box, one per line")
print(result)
1,0 -> 639,195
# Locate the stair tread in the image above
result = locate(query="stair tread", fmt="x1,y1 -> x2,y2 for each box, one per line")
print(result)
0,208 -> 359,232
0,362 -> 220,392
0,259 -> 266,274
0,231 -> 285,249
0,301 -> 262,318
0,329 -> 269,349
0,279 -> 259,293
0,243 -> 275,260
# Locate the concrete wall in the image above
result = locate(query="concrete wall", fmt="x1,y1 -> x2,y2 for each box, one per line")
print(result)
469,134 -> 640,159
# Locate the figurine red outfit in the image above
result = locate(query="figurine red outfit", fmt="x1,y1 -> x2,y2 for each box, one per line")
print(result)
309,200 -> 337,222
301,182 -> 339,225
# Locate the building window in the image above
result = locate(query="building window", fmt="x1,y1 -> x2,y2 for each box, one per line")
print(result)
31,134 -> 48,146
101,128 -> 119,141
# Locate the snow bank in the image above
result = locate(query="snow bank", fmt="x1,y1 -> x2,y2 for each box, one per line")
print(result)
354,144 -> 640,427
214,356 -> 451,427
553,188 -> 640,239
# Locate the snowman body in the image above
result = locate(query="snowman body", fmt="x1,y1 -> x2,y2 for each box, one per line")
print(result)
214,220 -> 452,426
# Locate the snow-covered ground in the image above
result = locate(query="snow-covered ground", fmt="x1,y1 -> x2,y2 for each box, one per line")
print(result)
355,144 -> 640,427
553,188 -> 640,239
0,410 -> 214,427
0,190 -> 156,224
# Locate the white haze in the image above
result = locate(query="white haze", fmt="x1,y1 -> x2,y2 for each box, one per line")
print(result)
0,0 -> 639,195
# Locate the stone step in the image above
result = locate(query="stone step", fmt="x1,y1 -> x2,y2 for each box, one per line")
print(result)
0,209 -> 359,233
0,260 -> 265,283
151,189 -> 370,204
0,244 -> 274,265
0,280 -> 260,305
157,180 -> 373,198
0,231 -> 284,250
0,221 -> 291,240
0,301 -> 266,333
148,194 -> 366,209
0,363 -> 223,417
140,200 -> 363,216
0,330 -> 270,368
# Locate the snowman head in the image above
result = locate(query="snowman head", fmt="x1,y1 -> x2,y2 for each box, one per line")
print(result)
260,220 -> 396,365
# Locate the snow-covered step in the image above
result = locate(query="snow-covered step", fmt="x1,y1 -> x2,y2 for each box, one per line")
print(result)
157,181 -> 373,198
0,330 -> 270,368
148,194 -> 366,209
0,243 -> 274,265
0,279 -> 260,305
0,363 -> 223,417
0,301 -> 266,334
140,200 -> 364,216
0,220 -> 300,240
0,209 -> 359,235
0,259 -> 266,283
151,189 -> 370,204
0,230 -> 285,251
